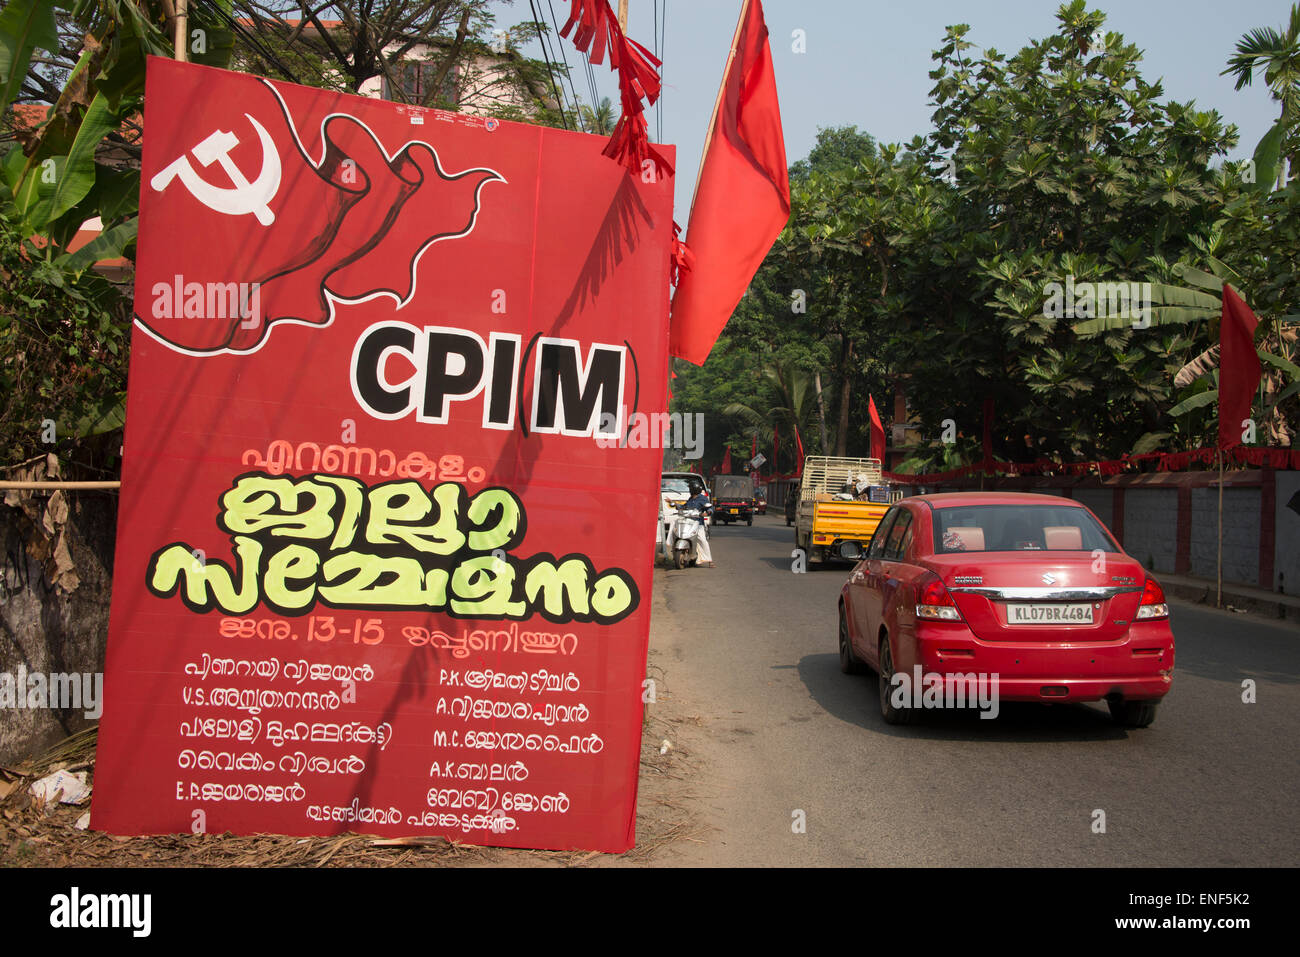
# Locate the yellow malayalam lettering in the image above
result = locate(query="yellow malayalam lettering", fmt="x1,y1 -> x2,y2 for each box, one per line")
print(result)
263,543 -> 320,611
523,558 -> 593,618
220,475 -> 339,541
365,480 -> 465,555
145,471 -> 638,624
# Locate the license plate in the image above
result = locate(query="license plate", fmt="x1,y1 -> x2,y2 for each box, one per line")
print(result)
1006,603 -> 1094,624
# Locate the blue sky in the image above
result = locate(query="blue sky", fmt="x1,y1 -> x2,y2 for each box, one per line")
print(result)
496,0 -> 1290,214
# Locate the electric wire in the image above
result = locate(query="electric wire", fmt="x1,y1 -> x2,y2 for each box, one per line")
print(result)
584,56 -> 601,126
657,0 -> 666,144
545,0 -> 588,131
653,0 -> 661,143
191,0 -> 306,85
527,0 -> 570,129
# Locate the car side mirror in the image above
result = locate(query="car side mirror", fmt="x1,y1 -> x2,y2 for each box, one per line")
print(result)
837,541 -> 865,561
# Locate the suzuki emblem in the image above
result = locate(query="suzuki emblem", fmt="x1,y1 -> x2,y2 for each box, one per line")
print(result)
1041,573 -> 1057,585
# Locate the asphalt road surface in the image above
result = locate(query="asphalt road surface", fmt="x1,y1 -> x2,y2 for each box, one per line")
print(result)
647,512 -> 1300,867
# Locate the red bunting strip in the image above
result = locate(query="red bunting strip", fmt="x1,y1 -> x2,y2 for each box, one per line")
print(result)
669,220 -> 693,286
560,0 -> 673,174
879,446 -> 1300,485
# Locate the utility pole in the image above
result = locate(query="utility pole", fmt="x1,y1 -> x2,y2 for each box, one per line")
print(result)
813,371 -> 829,453
175,0 -> 189,62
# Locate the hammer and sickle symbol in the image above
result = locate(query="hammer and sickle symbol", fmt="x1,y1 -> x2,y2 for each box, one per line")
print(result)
150,114 -> 282,226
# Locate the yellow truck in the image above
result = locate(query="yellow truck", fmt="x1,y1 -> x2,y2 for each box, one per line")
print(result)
793,456 -> 900,563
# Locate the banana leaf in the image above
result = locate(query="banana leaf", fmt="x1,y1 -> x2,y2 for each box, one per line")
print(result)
1167,389 -> 1218,417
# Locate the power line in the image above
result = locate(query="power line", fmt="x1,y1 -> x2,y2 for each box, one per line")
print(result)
192,0 -> 305,85
585,56 -> 601,118
545,0 -> 589,130
654,0 -> 663,143
660,1 -> 668,144
527,0 -> 570,130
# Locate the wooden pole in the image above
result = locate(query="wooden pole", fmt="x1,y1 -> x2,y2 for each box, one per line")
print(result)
0,481 -> 121,490
1217,449 -> 1224,608
175,0 -> 189,63
687,0 -> 749,218
618,0 -> 629,32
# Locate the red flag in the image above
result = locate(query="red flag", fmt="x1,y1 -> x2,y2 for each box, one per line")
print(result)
751,433 -> 757,461
668,0 -> 789,364
869,395 -> 885,462
794,426 -> 805,477
1218,285 -> 1262,449
722,445 -> 733,474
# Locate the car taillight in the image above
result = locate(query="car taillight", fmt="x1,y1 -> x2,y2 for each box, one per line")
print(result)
916,573 -> 962,621
1135,576 -> 1169,620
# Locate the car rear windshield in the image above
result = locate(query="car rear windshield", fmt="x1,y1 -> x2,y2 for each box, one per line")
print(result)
932,504 -> 1117,554
714,476 -> 753,498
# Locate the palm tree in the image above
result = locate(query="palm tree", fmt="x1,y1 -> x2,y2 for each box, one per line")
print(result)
1223,4 -> 1300,183
724,362 -> 819,471
579,96 -> 617,136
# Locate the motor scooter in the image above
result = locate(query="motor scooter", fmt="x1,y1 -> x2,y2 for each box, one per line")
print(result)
663,506 -> 709,568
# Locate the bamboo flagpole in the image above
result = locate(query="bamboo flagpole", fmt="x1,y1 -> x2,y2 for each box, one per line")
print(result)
1217,449 -> 1224,608
0,481 -> 120,490
686,0 -> 750,218
176,0 -> 189,62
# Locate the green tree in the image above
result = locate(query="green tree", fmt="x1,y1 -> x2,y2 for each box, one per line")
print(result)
1223,3 -> 1300,184
229,2 -> 580,128
788,124 -> 876,182
579,95 -> 616,135
1,0 -> 235,467
888,3 -> 1236,466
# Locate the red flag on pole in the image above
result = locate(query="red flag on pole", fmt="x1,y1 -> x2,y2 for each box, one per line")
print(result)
751,432 -> 757,461
794,426 -> 805,477
668,0 -> 789,365
869,395 -> 885,462
1218,284 -> 1262,449
722,446 -> 733,474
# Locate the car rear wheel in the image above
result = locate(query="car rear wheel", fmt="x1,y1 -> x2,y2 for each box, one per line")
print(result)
746,517 -> 753,526
839,605 -> 867,675
878,636 -> 913,726
1108,699 -> 1158,728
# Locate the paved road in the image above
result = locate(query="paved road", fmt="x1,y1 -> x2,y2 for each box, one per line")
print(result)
648,513 -> 1300,866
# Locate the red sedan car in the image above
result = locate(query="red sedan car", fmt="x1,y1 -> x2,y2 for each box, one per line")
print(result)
838,492 -> 1174,727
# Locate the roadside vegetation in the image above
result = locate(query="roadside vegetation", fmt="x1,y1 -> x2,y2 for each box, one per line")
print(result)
676,1 -> 1300,474
0,0 -> 583,470
1,2 -> 1297,474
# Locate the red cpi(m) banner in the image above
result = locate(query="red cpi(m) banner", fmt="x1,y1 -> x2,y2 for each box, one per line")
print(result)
90,58 -> 674,852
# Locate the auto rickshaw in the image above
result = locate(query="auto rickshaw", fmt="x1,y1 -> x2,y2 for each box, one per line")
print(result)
711,474 -> 755,525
